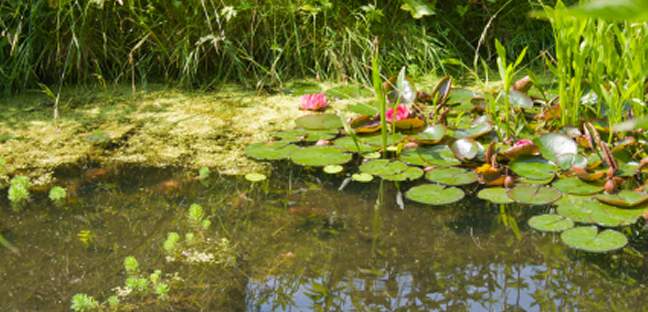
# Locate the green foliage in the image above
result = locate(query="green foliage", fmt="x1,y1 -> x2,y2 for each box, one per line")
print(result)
8,175 -> 30,205
197,167 -> 210,180
493,39 -> 527,138
48,186 -> 67,202
155,283 -> 170,300
125,277 -> 149,293
70,294 -> 99,312
163,232 -> 181,254
188,203 -> 205,226
123,256 -> 139,275
562,0 -> 648,21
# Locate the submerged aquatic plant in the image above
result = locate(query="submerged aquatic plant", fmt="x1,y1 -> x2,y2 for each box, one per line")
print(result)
70,294 -> 99,312
8,176 -> 30,206
48,186 -> 67,203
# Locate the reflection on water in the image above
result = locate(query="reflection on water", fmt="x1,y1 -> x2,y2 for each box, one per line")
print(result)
1,166 -> 648,311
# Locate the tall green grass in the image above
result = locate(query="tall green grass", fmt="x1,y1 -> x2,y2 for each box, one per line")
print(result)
0,0 -> 557,94
540,0 -> 648,126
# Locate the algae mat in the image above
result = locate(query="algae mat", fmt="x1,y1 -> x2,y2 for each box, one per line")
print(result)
0,84 -> 364,186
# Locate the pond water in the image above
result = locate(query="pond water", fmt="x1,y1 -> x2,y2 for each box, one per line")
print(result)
2,165 -> 648,311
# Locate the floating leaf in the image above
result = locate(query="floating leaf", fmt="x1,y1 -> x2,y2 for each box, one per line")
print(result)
325,85 -> 372,99
528,214 -> 574,233
477,188 -> 514,204
360,159 -> 423,181
556,195 -> 645,227
352,173 -> 374,183
501,142 -> 539,159
595,190 -> 648,208
399,145 -> 461,167
245,173 -> 267,182
323,165 -> 343,174
333,136 -> 378,153
508,184 -> 562,205
451,138 -> 480,161
446,88 -> 475,105
560,226 -> 627,253
291,146 -> 352,167
425,167 -> 478,186
295,114 -> 343,130
245,142 -> 298,160
510,157 -> 557,181
284,81 -> 322,95
552,177 -> 603,195
535,133 -> 577,166
412,125 -> 446,144
509,90 -> 533,109
453,117 -> 493,139
405,184 -> 465,206
347,103 -> 379,116
273,129 -> 337,142
394,118 -> 425,131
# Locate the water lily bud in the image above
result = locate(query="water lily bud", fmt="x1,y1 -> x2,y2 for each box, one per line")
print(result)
404,142 -> 419,149
604,179 -> 617,194
504,176 -> 514,188
315,139 -> 330,146
512,76 -> 533,93
606,167 -> 615,179
424,166 -> 434,172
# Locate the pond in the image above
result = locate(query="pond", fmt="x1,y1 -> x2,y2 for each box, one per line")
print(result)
2,164 -> 648,311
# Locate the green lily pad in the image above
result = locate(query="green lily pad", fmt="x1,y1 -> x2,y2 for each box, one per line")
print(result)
352,173 -> 374,183
552,177 -> 603,195
325,85 -> 372,99
360,133 -> 405,147
453,117 -> 493,139
405,184 -> 465,206
560,226 -> 627,253
399,145 -> 461,167
528,214 -> 574,233
556,195 -> 646,227
595,190 -> 648,208
518,176 -> 555,185
508,184 -> 562,205
291,146 -> 352,167
451,138 -> 480,161
323,165 -> 343,174
295,114 -> 343,130
333,136 -> 378,153
359,159 -> 423,181
245,173 -> 267,182
273,129 -> 337,142
412,125 -> 446,144
510,157 -> 557,181
509,90 -> 534,109
347,103 -> 379,115
447,88 -> 475,105
425,167 -> 478,186
284,81 -> 322,95
534,133 -> 577,166
477,188 -> 514,204
245,142 -> 298,160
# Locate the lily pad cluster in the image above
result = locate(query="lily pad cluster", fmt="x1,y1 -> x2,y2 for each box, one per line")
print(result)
245,76 -> 648,254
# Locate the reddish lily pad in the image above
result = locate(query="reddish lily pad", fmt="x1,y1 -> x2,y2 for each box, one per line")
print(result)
394,118 -> 425,131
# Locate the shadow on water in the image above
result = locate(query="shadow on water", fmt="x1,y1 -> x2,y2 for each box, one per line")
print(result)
2,164 -> 648,311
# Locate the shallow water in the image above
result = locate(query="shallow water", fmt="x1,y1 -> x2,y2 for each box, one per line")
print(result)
2,165 -> 648,311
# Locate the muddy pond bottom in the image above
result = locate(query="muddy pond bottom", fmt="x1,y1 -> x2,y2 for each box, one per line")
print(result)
1,165 -> 648,311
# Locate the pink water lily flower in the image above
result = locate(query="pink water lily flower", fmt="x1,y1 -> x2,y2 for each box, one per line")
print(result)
300,93 -> 328,111
513,139 -> 534,148
386,104 -> 410,122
